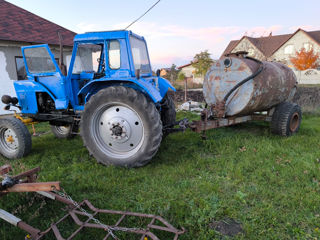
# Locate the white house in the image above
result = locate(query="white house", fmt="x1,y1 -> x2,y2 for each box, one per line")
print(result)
222,29 -> 320,64
0,0 -> 76,114
222,29 -> 320,84
177,62 -> 204,84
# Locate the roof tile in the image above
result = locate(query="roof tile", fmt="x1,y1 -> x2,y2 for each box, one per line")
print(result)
0,0 -> 76,46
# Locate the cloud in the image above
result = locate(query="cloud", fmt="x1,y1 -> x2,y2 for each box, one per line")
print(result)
72,22 -> 304,67
289,25 -> 319,32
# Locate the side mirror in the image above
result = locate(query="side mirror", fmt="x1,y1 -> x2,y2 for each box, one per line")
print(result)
135,69 -> 140,79
156,69 -> 161,77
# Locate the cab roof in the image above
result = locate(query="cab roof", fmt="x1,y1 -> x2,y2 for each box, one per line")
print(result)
73,30 -> 144,42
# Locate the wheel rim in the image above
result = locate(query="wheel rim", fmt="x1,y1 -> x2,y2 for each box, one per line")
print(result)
0,127 -> 19,153
54,126 -> 70,134
289,112 -> 300,132
91,102 -> 145,159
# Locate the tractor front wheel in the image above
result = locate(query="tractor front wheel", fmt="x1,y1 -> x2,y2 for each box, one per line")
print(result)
51,125 -> 78,139
0,118 -> 31,159
81,86 -> 162,168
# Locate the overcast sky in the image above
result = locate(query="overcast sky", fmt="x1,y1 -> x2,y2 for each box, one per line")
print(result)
6,0 -> 320,69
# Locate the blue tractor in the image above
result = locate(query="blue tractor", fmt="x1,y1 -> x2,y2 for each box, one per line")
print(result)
0,30 -> 176,167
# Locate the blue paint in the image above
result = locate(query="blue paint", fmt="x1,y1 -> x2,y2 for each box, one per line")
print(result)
15,30 -> 175,115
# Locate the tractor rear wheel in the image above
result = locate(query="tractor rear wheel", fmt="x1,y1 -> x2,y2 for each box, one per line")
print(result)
81,86 -> 162,168
270,102 -> 302,136
161,94 -> 176,136
0,118 -> 31,159
51,124 -> 78,139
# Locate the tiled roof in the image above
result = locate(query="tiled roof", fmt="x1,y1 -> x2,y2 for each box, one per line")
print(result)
178,62 -> 193,69
222,29 -> 320,58
0,0 -> 76,46
220,40 -> 239,58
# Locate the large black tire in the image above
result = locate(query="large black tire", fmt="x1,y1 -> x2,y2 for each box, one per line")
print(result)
50,124 -> 78,139
161,94 -> 176,128
0,117 -> 31,159
270,102 -> 302,136
81,86 -> 162,168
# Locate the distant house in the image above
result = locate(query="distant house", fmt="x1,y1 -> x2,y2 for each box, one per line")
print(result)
0,0 -> 76,114
177,62 -> 204,84
222,29 -> 320,68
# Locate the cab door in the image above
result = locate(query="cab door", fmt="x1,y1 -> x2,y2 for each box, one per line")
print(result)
22,44 -> 68,109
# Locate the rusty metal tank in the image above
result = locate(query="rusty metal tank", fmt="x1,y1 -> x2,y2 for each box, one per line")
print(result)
203,54 -> 297,117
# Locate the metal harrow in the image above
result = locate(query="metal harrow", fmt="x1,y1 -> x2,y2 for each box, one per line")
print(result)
0,165 -> 185,240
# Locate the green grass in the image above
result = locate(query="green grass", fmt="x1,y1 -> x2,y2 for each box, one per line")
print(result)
0,113 -> 320,239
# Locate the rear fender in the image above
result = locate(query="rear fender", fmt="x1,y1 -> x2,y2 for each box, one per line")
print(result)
78,77 -> 175,104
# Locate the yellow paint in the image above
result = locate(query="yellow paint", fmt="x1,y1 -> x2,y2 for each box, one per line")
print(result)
6,135 -> 14,143
14,113 -> 37,125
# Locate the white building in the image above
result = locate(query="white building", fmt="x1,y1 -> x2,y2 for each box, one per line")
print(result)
0,0 -> 75,114
177,62 -> 204,84
222,29 -> 320,84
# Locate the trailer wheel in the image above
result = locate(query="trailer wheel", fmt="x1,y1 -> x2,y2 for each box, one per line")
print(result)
0,118 -> 31,159
50,125 -> 78,139
271,102 -> 302,136
81,86 -> 162,168
161,94 -> 176,137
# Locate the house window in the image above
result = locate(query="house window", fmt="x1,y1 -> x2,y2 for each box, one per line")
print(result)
284,45 -> 294,54
303,43 -> 312,51
15,57 -> 27,80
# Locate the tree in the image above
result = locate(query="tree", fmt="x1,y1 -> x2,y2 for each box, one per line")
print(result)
290,48 -> 319,70
165,64 -> 179,82
192,50 -> 214,76
177,72 -> 186,82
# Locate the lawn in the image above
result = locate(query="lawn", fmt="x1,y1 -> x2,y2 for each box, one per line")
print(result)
0,112 -> 319,239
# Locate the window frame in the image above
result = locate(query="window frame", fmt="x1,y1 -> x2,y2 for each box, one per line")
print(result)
303,42 -> 313,51
129,36 -> 152,76
14,56 -> 27,80
108,40 -> 121,70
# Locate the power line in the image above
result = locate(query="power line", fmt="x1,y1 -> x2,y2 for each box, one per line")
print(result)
125,0 -> 161,30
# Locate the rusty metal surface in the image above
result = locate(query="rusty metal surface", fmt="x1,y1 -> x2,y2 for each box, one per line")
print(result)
32,199 -> 185,240
203,55 -> 297,117
0,165 -> 185,240
190,114 -> 270,133
0,166 -> 40,197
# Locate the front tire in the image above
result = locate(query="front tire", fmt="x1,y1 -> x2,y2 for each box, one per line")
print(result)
81,86 -> 162,168
51,125 -> 78,139
0,118 -> 31,159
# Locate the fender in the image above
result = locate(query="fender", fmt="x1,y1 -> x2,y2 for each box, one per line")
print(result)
78,77 -> 175,104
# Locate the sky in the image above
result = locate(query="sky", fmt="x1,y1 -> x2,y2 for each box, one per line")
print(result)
6,0 -> 320,69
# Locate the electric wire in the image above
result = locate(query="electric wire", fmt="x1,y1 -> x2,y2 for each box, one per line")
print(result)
125,0 -> 161,30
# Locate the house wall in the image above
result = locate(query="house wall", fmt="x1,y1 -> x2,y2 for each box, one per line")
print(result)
271,30 -> 320,66
180,65 -> 204,84
231,38 -> 266,60
0,41 -> 73,115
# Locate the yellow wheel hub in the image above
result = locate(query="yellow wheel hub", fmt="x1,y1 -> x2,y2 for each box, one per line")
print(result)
6,135 -> 14,143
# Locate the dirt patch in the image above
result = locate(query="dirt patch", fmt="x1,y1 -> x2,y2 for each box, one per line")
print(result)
209,218 -> 243,236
